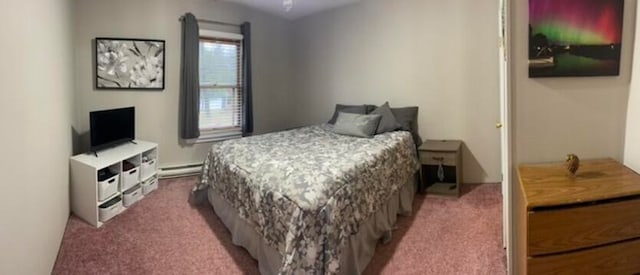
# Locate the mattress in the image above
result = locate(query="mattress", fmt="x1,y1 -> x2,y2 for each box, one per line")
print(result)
195,124 -> 419,274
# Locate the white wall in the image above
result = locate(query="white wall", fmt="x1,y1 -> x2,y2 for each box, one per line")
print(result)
72,0 -> 294,167
625,4 -> 640,172
512,1 -> 635,166
0,0 -> 74,274
291,0 -> 502,183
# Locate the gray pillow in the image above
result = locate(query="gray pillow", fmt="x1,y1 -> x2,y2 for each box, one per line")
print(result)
333,112 -> 382,138
365,104 -> 378,114
327,104 -> 367,124
390,106 -> 422,146
370,102 -> 402,134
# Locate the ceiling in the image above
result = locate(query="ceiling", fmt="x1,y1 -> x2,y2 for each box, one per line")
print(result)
220,0 -> 362,20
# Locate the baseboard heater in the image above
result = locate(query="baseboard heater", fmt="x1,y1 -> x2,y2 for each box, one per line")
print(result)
158,163 -> 202,179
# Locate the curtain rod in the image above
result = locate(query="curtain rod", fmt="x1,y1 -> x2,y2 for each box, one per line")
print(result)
179,16 -> 240,27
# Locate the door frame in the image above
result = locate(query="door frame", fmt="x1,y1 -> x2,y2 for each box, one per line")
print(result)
498,0 -> 513,273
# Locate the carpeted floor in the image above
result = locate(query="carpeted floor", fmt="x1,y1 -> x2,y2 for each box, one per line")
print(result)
53,177 -> 505,274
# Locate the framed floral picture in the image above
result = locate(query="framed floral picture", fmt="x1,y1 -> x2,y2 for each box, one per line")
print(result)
95,38 -> 165,90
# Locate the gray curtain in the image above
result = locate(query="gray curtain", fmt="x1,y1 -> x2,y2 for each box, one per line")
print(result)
180,13 -> 200,139
241,22 -> 253,135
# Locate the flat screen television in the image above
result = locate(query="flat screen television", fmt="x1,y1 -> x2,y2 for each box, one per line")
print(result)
90,107 -> 135,152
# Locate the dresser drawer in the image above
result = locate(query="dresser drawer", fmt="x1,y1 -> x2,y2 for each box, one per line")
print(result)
528,237 -> 640,275
419,151 -> 457,166
528,198 -> 640,256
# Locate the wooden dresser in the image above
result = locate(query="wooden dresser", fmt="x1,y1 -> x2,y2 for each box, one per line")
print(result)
516,158 -> 640,274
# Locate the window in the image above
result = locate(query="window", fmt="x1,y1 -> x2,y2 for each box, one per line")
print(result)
197,30 -> 243,141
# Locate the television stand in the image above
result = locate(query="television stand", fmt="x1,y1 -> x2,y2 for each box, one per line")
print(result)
70,140 -> 159,227
129,140 -> 138,145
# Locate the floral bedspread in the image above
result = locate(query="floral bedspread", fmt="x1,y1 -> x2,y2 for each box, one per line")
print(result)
196,125 -> 419,274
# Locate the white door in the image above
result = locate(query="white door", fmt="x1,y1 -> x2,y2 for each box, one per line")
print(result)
498,0 -> 511,253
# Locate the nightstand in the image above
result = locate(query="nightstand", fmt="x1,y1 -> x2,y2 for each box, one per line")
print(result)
418,140 -> 462,197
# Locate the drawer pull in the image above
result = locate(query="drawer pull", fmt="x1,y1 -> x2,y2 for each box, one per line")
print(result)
108,178 -> 115,183
129,169 -> 137,175
438,163 -> 445,181
432,157 -> 445,162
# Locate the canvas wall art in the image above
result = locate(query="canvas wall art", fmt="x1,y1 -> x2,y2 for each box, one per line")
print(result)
529,0 -> 624,77
96,38 -> 165,89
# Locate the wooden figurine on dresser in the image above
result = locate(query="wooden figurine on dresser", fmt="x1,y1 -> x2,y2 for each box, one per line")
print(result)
565,153 -> 580,177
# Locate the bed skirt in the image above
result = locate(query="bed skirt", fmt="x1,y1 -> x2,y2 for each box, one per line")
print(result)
207,176 -> 416,275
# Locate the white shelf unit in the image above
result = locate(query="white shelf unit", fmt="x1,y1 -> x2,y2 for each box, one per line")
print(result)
70,140 -> 159,227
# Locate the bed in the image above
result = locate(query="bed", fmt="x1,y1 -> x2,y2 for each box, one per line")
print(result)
194,124 -> 419,274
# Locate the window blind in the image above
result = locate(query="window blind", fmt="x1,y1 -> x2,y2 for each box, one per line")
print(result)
198,37 -> 243,133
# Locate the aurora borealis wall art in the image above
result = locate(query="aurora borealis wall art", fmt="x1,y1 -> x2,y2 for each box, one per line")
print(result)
529,0 -> 624,77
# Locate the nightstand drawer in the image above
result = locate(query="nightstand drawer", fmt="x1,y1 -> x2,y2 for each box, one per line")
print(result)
528,198 -> 640,256
420,151 -> 457,166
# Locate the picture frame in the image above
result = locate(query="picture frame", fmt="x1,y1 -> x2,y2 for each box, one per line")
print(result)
528,0 -> 624,77
95,37 -> 165,90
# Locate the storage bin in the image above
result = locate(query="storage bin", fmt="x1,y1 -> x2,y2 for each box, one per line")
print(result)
140,158 -> 157,180
97,174 -> 119,202
121,166 -> 139,191
123,186 -> 144,207
142,176 -> 158,195
99,197 -> 122,222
